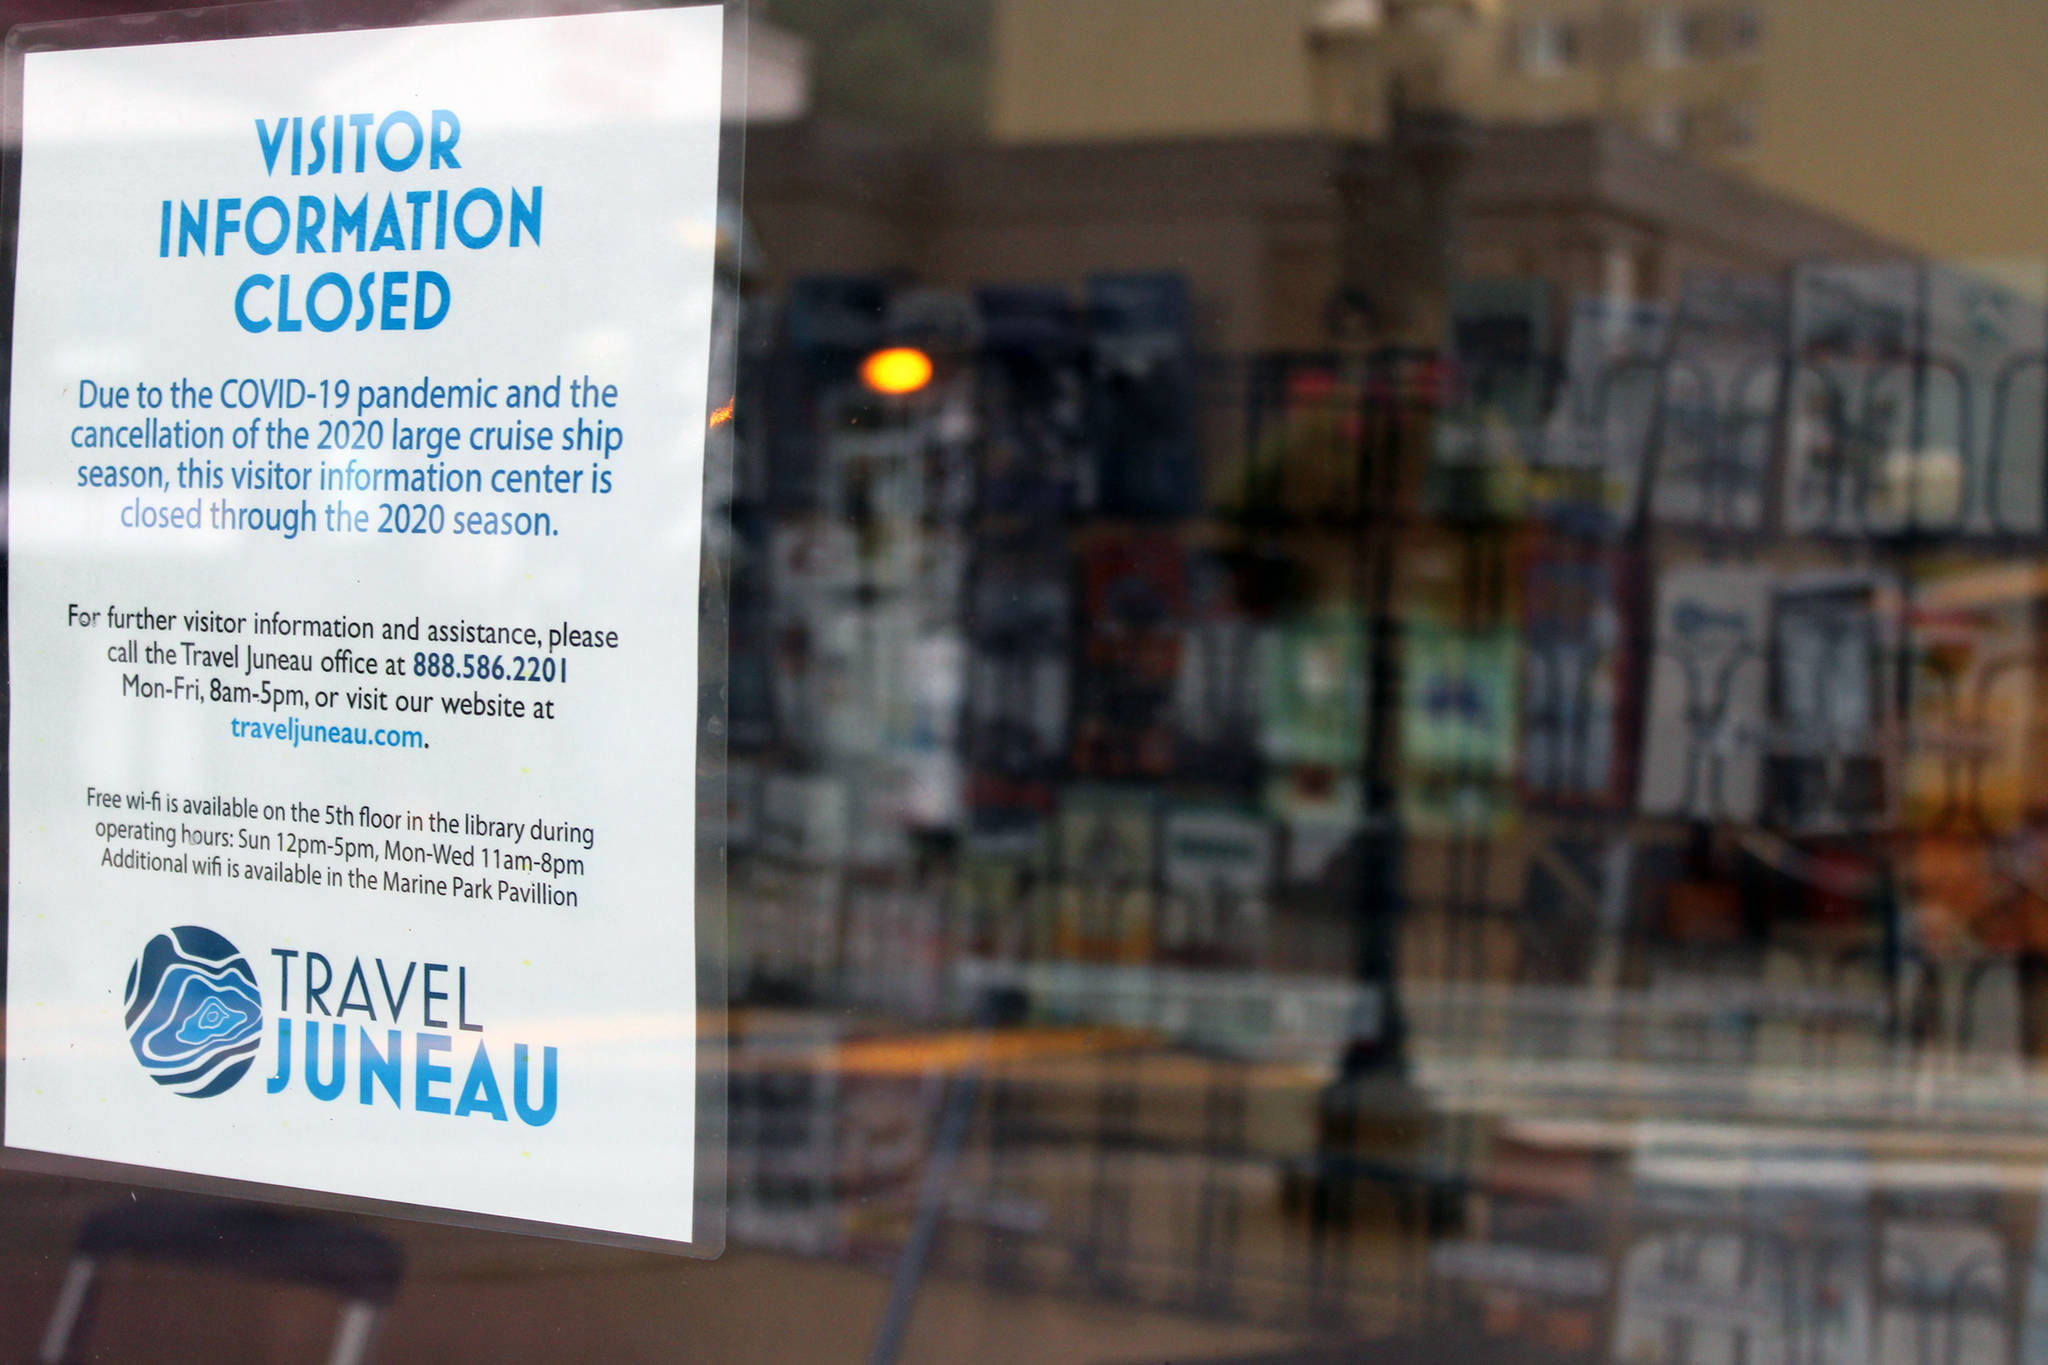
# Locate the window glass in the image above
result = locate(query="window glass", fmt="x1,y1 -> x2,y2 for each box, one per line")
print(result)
1644,5 -> 1700,66
1516,14 -> 1581,76
1729,5 -> 1764,57
5,1 -> 2048,1363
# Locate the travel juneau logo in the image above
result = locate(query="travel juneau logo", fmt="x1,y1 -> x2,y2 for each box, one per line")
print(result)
124,926 -> 264,1098
124,929 -> 559,1125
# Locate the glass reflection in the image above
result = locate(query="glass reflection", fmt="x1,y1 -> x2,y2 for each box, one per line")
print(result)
17,0 -> 2048,1361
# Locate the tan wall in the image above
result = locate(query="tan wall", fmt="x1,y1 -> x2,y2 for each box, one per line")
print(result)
987,0 -> 1752,143
989,0 -> 2048,265
1744,0 -> 2048,265
990,0 -> 1326,142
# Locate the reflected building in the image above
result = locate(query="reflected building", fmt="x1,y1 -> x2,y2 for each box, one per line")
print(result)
705,6 -> 2048,1354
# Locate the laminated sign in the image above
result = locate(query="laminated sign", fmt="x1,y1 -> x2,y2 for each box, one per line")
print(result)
3,2 -> 733,1253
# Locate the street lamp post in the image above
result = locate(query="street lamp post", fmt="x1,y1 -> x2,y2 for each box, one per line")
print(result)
1304,0 -> 1480,1080
1295,0 -> 1484,1319
1307,0 -> 1479,349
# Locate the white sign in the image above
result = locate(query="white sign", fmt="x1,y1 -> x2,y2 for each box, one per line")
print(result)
6,5 -> 727,1250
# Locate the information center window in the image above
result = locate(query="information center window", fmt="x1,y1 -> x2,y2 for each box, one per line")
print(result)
2,2 -> 2047,1363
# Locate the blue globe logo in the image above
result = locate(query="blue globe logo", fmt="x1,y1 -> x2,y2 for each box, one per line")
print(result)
123,926 -> 263,1099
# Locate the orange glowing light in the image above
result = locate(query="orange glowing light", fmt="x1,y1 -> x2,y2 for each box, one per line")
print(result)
860,347 -> 934,396
708,399 -> 734,429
